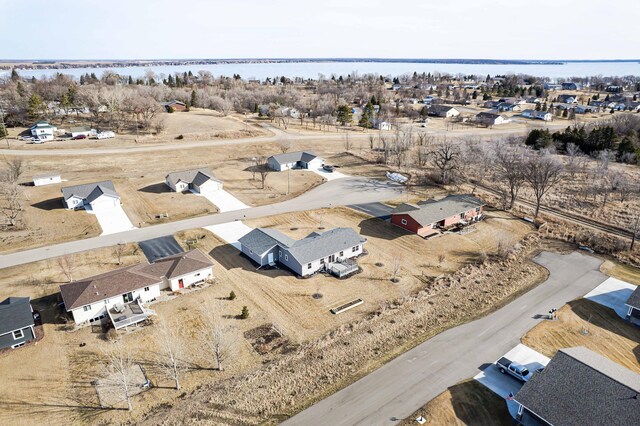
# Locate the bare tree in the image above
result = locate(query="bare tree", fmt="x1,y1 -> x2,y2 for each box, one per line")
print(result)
631,214 -> 640,251
254,156 -> 272,189
494,143 -> 526,210
2,157 -> 23,184
0,182 -> 22,227
523,151 -> 564,217
431,140 -> 460,184
156,319 -> 186,390
101,340 -> 135,411
390,255 -> 402,282
113,243 -> 126,265
343,132 -> 352,152
565,143 -> 581,178
56,254 -> 77,282
199,300 -> 236,371
278,138 -> 292,153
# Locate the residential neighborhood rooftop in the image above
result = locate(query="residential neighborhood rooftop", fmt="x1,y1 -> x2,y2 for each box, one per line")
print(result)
268,151 -> 318,166
625,286 -> 640,309
165,167 -> 221,187
137,249 -> 214,280
61,180 -> 118,202
514,347 -> 640,426
0,297 -> 34,335
392,194 -> 485,227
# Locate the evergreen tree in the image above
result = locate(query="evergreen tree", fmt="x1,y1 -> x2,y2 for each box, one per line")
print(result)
167,74 -> 175,87
525,129 -> 553,150
190,90 -> 197,108
79,75 -> 85,85
128,75 -> 134,84
10,68 -> 19,81
27,93 -> 45,119
336,105 -> 353,125
240,306 -> 249,319
16,81 -> 25,97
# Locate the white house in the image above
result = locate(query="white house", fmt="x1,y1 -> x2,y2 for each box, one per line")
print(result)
427,105 -> 460,118
59,249 -> 213,329
476,112 -> 509,126
70,126 -> 97,138
61,180 -> 120,210
267,151 -> 324,171
33,173 -> 61,186
376,121 -> 392,131
30,120 -> 57,142
521,109 -> 553,121
165,168 -> 223,193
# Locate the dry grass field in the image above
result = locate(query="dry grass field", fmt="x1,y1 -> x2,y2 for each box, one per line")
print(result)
400,380 -> 512,426
522,298 -> 640,374
600,259 -> 640,285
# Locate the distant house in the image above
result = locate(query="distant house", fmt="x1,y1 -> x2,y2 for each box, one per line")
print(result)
522,109 -> 553,121
30,120 -> 57,142
162,100 -> 187,112
543,83 -> 562,90
239,227 -> 366,277
61,180 -> 120,210
0,297 -> 36,350
513,347 -> 640,426
391,194 -> 485,238
427,105 -> 460,118
495,102 -> 521,112
165,168 -> 223,193
33,173 -> 61,187
625,286 -> 640,325
557,94 -> 578,104
375,121 -> 392,131
561,82 -> 582,90
70,126 -> 96,138
574,104 -> 598,114
267,151 -> 323,171
60,249 -> 213,329
476,112 -> 508,126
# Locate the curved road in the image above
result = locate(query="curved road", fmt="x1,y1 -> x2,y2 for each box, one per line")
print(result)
282,251 -> 607,426
0,177 -> 403,269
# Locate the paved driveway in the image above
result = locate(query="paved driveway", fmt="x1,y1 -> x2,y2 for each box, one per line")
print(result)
310,166 -> 349,181
203,221 -> 253,249
198,189 -> 249,212
584,277 -> 637,318
88,204 -> 136,235
349,202 -> 393,219
282,252 -> 608,426
138,236 -> 184,262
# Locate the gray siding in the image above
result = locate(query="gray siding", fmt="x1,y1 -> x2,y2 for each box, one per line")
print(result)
0,326 -> 35,350
278,249 -> 303,275
241,245 -> 279,267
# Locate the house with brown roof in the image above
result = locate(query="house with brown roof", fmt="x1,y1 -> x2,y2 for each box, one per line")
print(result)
59,249 -> 213,329
391,194 -> 485,238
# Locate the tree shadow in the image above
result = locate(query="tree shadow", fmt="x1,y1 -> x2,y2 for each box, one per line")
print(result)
139,183 -> 172,194
31,197 -> 64,211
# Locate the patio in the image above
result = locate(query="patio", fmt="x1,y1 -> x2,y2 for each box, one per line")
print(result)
107,300 -> 150,330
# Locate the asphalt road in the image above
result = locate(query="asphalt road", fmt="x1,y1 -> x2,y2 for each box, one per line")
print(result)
0,177 -> 403,269
349,202 -> 393,220
282,251 -> 608,426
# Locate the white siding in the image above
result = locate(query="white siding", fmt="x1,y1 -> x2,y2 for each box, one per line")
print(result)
194,180 -> 222,193
65,196 -> 84,209
33,175 -> 61,186
69,284 -> 161,326
299,244 -> 363,277
167,267 -> 213,291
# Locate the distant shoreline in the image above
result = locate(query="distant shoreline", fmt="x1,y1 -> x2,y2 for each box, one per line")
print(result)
1,57 -> 639,71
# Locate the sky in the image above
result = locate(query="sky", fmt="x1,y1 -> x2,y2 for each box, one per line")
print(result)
1,0 -> 639,60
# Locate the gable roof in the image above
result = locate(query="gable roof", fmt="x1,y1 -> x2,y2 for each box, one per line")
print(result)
61,181 -> 119,202
287,227 -> 366,264
239,228 -> 296,255
476,112 -> 505,121
165,168 -> 221,187
0,297 -> 34,335
392,194 -> 485,227
428,104 -> 457,114
268,151 -> 318,166
625,286 -> 640,309
137,249 -> 213,280
514,347 -> 640,426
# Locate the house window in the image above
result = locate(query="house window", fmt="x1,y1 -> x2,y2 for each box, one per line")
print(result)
401,218 -> 407,225
352,245 -> 359,252
195,273 -> 200,277
83,305 -> 91,312
279,250 -> 282,258
11,342 -> 25,349
339,251 -> 344,257
320,258 -> 325,264
144,287 -> 150,292
460,213 -> 465,219
308,263 -> 312,269
13,329 -> 24,340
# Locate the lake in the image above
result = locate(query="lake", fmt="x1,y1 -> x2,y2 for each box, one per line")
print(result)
5,61 -> 640,81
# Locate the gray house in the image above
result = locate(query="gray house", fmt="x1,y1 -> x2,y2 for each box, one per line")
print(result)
61,180 -> 120,210
165,168 -> 223,193
625,286 -> 640,325
238,227 -> 366,277
0,297 -> 36,350
267,151 -> 324,171
513,347 -> 640,426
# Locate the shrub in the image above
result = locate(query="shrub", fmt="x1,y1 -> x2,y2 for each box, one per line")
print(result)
105,328 -> 118,341
229,291 -> 236,301
176,134 -> 184,140
240,306 -> 249,319
167,106 -> 175,113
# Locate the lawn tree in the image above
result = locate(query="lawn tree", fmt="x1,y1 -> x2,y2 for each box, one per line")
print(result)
390,127 -> 414,169
0,182 -> 22,227
430,139 -> 460,184
156,319 -> 186,390
113,243 -> 126,265
343,132 -> 352,152
523,151 -> 565,217
390,255 -> 402,282
199,300 -> 236,371
461,139 -> 493,195
56,254 -> 77,282
278,138 -> 292,153
101,340 -> 135,411
565,143 -> 581,178
3,157 -> 23,184
254,156 -> 272,189
494,142 -> 526,210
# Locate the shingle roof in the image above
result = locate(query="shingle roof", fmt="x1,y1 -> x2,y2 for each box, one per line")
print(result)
268,151 -> 318,166
514,347 -> 640,426
287,227 -> 366,264
428,105 -> 457,114
61,181 -> 119,203
33,172 -> 60,180
165,168 -> 221,187
392,194 -> 485,227
239,228 -> 296,255
0,297 -> 34,335
137,249 -> 213,280
625,286 -> 640,309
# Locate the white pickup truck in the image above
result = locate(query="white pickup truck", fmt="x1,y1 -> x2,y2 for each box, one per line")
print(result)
496,357 -> 535,382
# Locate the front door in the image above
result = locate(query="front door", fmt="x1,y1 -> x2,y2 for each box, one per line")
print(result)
123,292 -> 133,303
178,279 -> 184,289
329,254 -> 335,263
267,253 -> 274,264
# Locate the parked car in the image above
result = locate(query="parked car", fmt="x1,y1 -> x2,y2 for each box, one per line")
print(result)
72,134 -> 87,140
496,357 -> 533,382
323,164 -> 334,172
97,131 -> 115,140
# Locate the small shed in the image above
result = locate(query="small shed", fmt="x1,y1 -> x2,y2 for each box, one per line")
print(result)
33,173 -> 62,186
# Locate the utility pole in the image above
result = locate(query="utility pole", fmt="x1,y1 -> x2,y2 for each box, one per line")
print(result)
0,102 -> 7,148
287,167 -> 291,195
631,214 -> 640,251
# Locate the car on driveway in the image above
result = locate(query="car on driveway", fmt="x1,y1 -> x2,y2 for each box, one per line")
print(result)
496,357 -> 535,382
323,164 -> 334,172
72,134 -> 87,140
